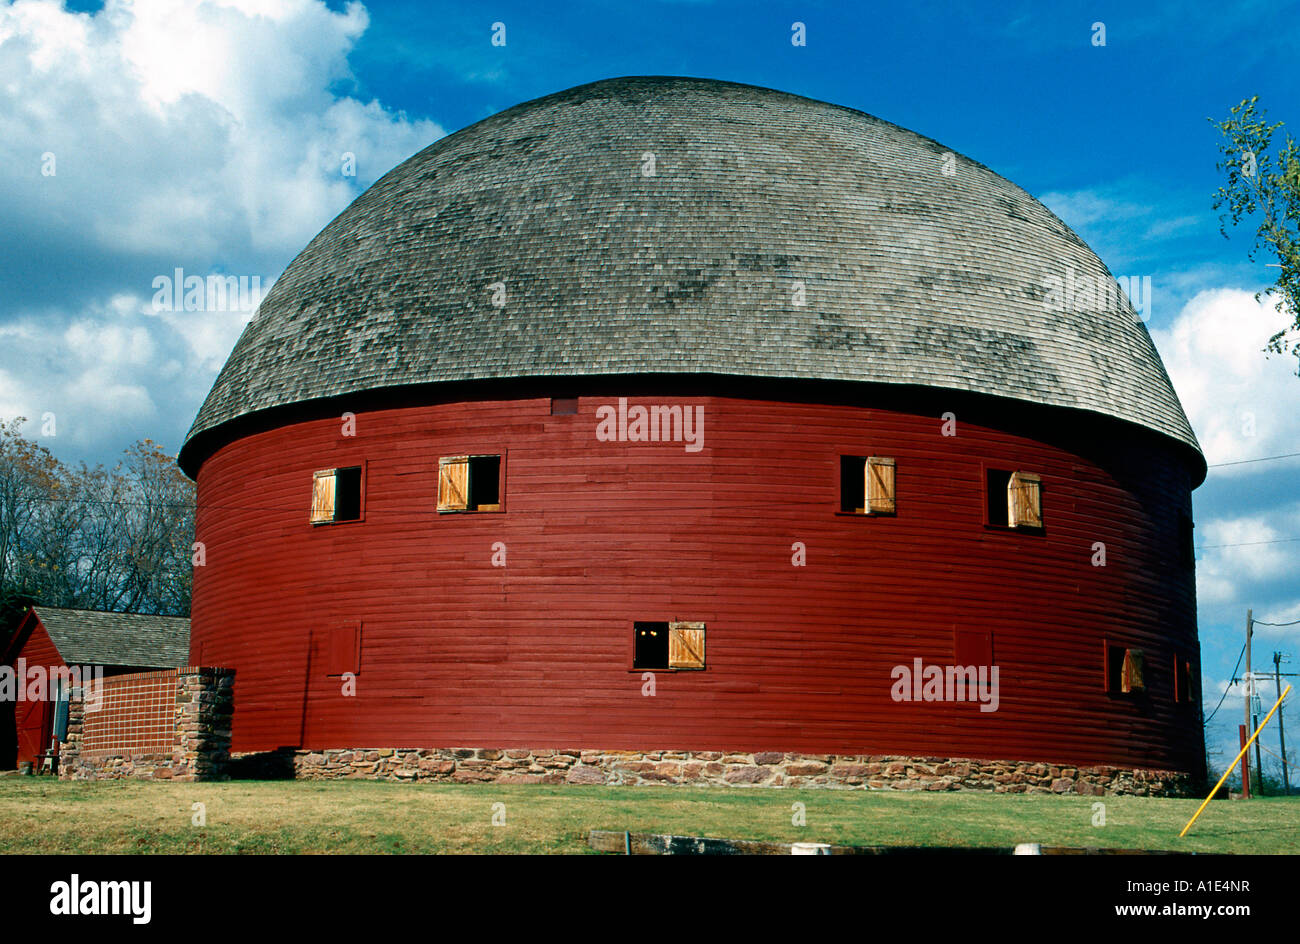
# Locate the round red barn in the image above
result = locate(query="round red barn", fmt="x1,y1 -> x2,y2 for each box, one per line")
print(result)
180,77 -> 1206,793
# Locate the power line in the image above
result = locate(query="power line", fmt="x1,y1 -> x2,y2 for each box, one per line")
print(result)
1204,641 -> 1246,726
1256,618 -> 1300,627
1208,451 -> 1300,468
1253,748 -> 1294,774
1198,537 -> 1300,550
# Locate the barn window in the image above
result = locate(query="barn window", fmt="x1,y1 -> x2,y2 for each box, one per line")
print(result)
634,621 -> 706,670
1175,654 -> 1197,704
551,397 -> 579,415
438,455 -> 503,512
1107,644 -> 1145,694
310,467 -> 362,524
325,622 -> 361,676
1178,514 -> 1195,567
987,468 -> 1042,528
840,456 -> 895,514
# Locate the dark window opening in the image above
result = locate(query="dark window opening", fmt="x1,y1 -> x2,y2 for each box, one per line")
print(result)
468,455 -> 501,511
634,622 -> 669,670
334,467 -> 362,521
438,454 -> 503,512
1175,655 -> 1198,704
1179,514 -> 1195,568
1107,645 -> 1125,693
551,397 -> 578,415
986,469 -> 1012,526
840,456 -> 866,513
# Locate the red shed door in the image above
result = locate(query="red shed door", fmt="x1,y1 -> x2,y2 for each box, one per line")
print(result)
14,697 -> 51,767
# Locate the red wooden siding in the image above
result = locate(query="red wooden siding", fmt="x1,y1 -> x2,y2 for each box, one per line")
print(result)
191,389 -> 1202,774
6,617 -> 65,766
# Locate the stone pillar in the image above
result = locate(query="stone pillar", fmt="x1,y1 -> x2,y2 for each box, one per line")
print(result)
56,691 -> 85,780
172,667 -> 235,782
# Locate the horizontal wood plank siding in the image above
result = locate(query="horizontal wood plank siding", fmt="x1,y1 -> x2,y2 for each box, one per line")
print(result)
192,389 -> 1202,773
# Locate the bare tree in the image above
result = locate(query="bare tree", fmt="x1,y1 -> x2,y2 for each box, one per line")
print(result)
0,421 -> 195,643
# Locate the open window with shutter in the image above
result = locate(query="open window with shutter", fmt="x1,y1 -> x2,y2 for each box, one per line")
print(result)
840,455 -> 896,514
310,467 -> 362,524
987,468 -> 1042,529
633,621 -> 706,670
1122,648 -> 1145,692
438,454 -> 502,512
1107,644 -> 1145,694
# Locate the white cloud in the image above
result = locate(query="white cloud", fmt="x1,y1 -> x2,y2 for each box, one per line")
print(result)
0,0 -> 443,259
1039,187 -> 1150,229
1195,504 -> 1300,606
0,293 -> 244,451
0,0 -> 444,460
1150,288 -> 1300,619
1151,288 -> 1300,470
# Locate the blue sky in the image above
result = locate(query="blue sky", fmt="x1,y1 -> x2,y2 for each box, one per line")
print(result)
3,0 -> 1299,774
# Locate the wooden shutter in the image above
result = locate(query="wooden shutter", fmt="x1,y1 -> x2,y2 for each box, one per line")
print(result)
437,456 -> 469,511
955,629 -> 993,668
668,621 -> 706,670
310,470 -> 337,524
1121,648 -> 1145,693
1007,471 -> 1042,528
326,622 -> 361,676
866,457 -> 896,514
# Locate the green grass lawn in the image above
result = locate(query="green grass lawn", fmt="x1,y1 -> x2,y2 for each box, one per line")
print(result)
0,779 -> 1295,854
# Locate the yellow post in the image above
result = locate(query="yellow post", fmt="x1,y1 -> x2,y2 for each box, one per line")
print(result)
1180,683 -> 1291,838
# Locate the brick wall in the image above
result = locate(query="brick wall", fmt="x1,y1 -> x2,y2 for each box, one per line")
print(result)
79,669 -> 177,755
59,667 -> 234,781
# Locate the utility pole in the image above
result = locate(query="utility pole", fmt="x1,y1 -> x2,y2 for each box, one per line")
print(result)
1276,652 -> 1291,795
1254,695 -> 1265,796
1244,609 -> 1254,797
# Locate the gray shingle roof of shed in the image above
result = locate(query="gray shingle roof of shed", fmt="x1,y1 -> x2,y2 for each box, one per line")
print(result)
183,76 -> 1200,467
32,607 -> 190,668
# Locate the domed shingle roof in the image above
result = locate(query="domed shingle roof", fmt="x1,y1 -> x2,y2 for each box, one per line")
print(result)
182,76 -> 1200,470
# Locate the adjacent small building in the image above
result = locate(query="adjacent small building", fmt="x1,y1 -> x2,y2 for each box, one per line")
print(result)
2,607 -> 190,769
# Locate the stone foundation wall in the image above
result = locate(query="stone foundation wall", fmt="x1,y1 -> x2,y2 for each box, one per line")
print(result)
270,747 -> 1195,797
59,667 -> 234,782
